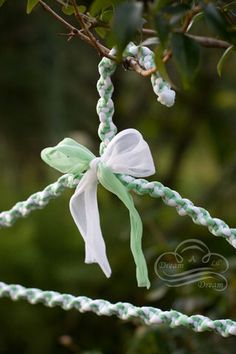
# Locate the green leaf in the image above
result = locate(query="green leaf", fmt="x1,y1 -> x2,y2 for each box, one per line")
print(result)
0,0 -> 7,8
62,5 -> 74,15
90,0 -> 123,16
222,1 -> 236,27
62,4 -> 86,15
100,9 -> 113,23
78,5 -> 86,13
155,13 -> 170,46
154,0 -> 171,12
154,46 -> 170,82
203,2 -> 236,45
222,1 -> 236,14
171,33 -> 200,88
112,1 -> 143,56
95,27 -> 108,38
26,0 -> 39,14
162,3 -> 190,15
203,3 -> 230,40
217,45 -> 234,76
187,12 -> 205,32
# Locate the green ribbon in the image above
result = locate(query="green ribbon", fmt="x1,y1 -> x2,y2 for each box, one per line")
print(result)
98,164 -> 150,288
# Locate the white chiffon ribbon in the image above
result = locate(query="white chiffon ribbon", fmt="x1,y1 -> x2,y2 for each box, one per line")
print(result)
69,129 -> 155,277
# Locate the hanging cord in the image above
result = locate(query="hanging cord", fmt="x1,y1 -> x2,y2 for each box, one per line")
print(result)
0,281 -> 235,337
0,174 -> 77,228
96,42 -> 236,248
97,43 -> 175,154
1,174 -> 236,249
0,43 -> 235,337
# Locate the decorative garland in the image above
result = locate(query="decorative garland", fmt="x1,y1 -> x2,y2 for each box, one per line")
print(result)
0,281 -> 235,337
1,174 -> 235,247
0,43 -> 235,337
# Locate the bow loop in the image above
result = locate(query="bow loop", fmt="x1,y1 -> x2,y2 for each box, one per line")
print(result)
101,129 -> 155,177
41,138 -> 95,175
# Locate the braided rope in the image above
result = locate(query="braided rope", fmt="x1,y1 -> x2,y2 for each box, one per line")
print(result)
0,43 -> 235,338
97,43 -> 175,154
1,174 -> 236,249
0,174 -> 77,228
95,42 -> 236,249
119,175 -> 236,247
0,282 -> 235,337
125,43 -> 176,108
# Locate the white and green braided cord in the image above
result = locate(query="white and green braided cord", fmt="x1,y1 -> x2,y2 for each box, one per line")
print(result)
97,43 -> 175,154
0,43 -> 235,337
1,174 -> 236,248
0,281 -> 235,337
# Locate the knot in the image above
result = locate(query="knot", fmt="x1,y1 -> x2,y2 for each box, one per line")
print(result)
89,157 -> 101,171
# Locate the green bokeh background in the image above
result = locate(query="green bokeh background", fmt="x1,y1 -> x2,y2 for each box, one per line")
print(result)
0,2 -> 236,353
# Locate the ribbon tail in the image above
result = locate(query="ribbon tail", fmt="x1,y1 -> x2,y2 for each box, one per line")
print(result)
69,169 -> 111,278
98,164 -> 150,289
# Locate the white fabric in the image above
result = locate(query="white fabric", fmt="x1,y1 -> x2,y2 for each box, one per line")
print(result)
69,129 -> 155,277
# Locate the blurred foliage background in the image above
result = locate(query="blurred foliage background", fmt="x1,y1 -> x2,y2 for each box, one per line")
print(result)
1,1 -> 236,353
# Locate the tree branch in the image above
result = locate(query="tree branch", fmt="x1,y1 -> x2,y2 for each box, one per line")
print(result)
55,0 -> 108,29
39,0 -> 232,81
39,0 -> 102,49
71,0 -> 103,57
181,5 -> 202,33
39,0 -> 158,76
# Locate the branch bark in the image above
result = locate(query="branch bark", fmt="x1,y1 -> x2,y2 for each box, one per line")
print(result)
39,0 -> 116,59
39,0 -> 158,76
71,0 -> 103,56
38,0 -> 232,79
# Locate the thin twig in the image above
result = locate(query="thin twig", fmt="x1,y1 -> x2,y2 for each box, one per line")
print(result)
40,0 -> 77,32
181,5 -> 202,32
124,57 -> 157,76
55,0 -> 108,29
70,0 -> 103,56
163,50 -> 172,63
39,0 -> 116,60
41,0 -> 231,78
60,0 -> 232,51
39,0 -> 158,76
142,28 -> 156,35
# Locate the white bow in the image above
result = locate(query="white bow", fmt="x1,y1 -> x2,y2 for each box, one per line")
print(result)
69,129 -> 155,277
